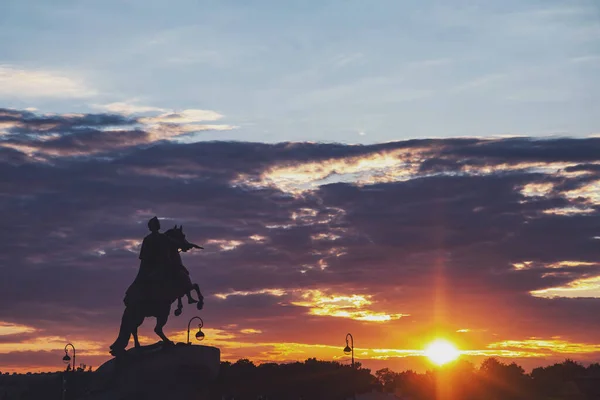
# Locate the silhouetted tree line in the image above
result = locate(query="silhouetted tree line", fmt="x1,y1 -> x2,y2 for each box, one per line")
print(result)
209,357 -> 377,400
206,357 -> 600,400
375,358 -> 600,400
0,368 -> 93,400
3,358 -> 600,399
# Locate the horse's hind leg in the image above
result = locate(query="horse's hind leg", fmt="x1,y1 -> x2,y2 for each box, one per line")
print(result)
132,317 -> 143,348
154,309 -> 173,345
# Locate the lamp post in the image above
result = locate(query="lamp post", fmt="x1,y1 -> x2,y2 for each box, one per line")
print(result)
187,316 -> 205,344
62,343 -> 75,400
63,343 -> 76,372
344,333 -> 357,400
343,333 -> 354,369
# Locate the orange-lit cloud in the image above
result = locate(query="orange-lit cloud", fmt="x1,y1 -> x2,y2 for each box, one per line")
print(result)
240,328 -> 263,334
214,289 -> 287,300
311,232 -> 343,241
512,261 -> 533,270
564,180 -> 600,205
513,260 -> 598,271
546,261 -> 597,268
205,239 -> 244,251
213,287 -> 407,322
530,275 -> 600,298
520,182 -> 554,197
487,338 -> 600,355
233,147 -> 429,194
0,335 -> 103,355
543,207 -> 596,215
290,290 -> 408,322
249,234 -> 267,242
0,322 -> 36,336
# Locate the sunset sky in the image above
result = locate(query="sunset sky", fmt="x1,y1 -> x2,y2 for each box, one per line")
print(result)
1,0 -> 600,373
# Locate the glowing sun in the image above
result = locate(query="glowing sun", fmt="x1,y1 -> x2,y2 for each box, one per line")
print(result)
424,339 -> 460,365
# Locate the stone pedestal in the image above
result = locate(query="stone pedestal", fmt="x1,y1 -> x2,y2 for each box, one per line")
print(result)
77,342 -> 220,400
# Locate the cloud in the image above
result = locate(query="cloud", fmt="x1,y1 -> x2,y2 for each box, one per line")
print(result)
0,322 -> 36,336
0,65 -> 95,98
233,145 -> 427,194
240,328 -> 262,334
531,275 -> 600,299
289,289 -> 408,322
139,109 -> 224,124
91,101 -> 166,115
92,102 -> 227,125
2,116 -> 600,371
0,107 -> 235,160
486,338 -> 600,355
214,289 -> 287,300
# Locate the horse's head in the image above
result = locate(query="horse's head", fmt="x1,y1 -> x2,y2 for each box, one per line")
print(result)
164,225 -> 203,252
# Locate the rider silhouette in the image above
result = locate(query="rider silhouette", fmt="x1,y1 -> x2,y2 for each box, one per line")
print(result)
137,216 -> 171,281
124,216 -> 172,304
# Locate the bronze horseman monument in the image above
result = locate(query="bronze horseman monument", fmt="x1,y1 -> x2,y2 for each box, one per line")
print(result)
80,217 -> 220,400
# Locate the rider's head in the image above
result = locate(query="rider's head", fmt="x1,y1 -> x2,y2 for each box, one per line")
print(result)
147,216 -> 160,232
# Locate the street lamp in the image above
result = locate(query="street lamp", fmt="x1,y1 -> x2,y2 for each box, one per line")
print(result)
62,343 -> 76,372
62,343 -> 75,400
187,316 -> 205,344
344,333 -> 354,369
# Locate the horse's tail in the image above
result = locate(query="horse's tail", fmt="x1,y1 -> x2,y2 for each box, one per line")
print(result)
109,306 -> 136,354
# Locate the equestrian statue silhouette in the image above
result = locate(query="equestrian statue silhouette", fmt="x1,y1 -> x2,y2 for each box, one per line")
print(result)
109,217 -> 204,357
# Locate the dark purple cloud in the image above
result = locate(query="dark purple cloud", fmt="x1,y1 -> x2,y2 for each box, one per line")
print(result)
2,107 -> 600,370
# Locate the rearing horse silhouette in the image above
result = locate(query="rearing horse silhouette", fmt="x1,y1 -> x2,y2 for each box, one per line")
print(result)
109,226 -> 203,356
168,225 -> 204,316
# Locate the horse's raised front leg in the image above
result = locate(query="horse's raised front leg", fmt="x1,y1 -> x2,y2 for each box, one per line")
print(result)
184,278 -> 198,304
186,291 -> 198,304
192,283 -> 204,310
154,307 -> 173,345
174,297 -> 183,316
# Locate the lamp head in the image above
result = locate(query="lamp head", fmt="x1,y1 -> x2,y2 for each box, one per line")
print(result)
343,345 -> 352,355
195,329 -> 205,341
62,353 -> 71,364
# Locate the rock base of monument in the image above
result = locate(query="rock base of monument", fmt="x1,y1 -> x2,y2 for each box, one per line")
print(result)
77,342 -> 220,400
